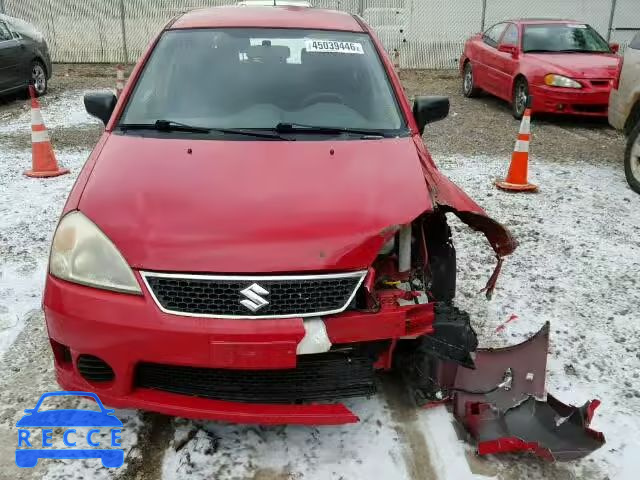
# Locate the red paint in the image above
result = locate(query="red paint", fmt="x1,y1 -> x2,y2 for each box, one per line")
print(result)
477,436 -> 555,461
461,19 -> 621,117
78,137 -> 431,273
172,6 -> 364,32
495,313 -> 519,332
44,6 -> 515,423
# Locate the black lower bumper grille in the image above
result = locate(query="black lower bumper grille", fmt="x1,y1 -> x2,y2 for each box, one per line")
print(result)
135,349 -> 378,404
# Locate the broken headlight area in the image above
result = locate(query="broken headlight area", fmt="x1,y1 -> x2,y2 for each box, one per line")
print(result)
357,212 -> 604,462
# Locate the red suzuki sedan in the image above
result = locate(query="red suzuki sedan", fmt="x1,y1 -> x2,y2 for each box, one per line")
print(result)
41,8 -> 605,457
460,19 -> 621,118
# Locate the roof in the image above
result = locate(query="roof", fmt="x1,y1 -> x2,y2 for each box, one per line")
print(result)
170,6 -> 364,32
507,18 -> 583,25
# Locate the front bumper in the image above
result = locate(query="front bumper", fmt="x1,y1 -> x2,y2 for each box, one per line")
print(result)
530,84 -> 611,117
44,274 -> 434,425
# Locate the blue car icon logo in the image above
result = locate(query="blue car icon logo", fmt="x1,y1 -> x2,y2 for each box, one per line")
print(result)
15,391 -> 124,468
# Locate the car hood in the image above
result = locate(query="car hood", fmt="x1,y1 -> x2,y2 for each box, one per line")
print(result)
79,134 -> 432,273
526,53 -> 620,78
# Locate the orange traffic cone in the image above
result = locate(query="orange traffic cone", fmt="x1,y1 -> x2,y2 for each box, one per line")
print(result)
495,97 -> 537,192
24,85 -> 69,178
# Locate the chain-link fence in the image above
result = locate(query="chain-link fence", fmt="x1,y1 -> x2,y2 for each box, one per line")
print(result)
1,0 -> 639,68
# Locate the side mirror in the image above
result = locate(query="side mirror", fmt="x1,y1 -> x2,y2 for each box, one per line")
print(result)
498,44 -> 518,57
413,96 -> 450,135
84,92 -> 117,126
610,42 -> 620,54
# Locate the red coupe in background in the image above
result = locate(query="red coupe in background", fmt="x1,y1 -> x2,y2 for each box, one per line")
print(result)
460,19 -> 621,118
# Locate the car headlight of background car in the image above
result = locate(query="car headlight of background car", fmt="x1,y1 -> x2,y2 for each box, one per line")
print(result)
49,211 -> 142,294
544,74 -> 582,89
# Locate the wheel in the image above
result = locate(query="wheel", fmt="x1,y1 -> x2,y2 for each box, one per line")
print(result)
512,77 -> 528,119
30,61 -> 48,96
624,122 -> 640,194
462,62 -> 480,98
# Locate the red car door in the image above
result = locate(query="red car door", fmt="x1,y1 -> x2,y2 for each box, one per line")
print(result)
474,23 -> 508,96
491,23 -> 520,100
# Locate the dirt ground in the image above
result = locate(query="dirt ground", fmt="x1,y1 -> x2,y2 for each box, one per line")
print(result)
0,64 -> 627,163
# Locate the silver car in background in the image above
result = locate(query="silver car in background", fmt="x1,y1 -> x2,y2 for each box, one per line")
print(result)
609,32 -> 640,193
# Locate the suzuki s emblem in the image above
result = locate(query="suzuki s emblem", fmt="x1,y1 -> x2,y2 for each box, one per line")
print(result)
240,283 -> 270,312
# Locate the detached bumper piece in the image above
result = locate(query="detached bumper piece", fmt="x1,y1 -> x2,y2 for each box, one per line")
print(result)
453,322 -> 605,461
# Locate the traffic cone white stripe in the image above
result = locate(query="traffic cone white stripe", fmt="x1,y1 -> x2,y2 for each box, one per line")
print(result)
519,115 -> 531,134
514,139 -> 530,153
31,108 -> 44,126
32,130 -> 50,143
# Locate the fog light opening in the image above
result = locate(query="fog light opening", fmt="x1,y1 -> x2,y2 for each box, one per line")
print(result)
77,354 -> 115,383
50,339 -> 72,365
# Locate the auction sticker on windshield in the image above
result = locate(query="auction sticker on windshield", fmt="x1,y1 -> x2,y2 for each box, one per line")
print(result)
305,39 -> 364,54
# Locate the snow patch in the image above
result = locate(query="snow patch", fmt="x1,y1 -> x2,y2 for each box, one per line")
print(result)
162,397 -> 408,479
436,154 -> 640,480
0,148 -> 90,356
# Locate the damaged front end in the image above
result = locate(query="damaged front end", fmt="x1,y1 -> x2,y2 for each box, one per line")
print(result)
374,139 -> 605,461
360,202 -> 605,461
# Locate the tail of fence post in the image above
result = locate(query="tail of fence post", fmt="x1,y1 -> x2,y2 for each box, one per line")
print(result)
607,0 -> 618,42
0,0 -> 5,14
119,0 -> 129,64
480,0 -> 487,31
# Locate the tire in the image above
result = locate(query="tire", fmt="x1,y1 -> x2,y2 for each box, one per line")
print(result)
512,77 -> 528,119
624,122 -> 640,194
30,61 -> 48,96
462,61 -> 480,98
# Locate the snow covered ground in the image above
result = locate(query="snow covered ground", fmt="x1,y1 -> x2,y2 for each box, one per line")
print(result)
0,91 -> 639,480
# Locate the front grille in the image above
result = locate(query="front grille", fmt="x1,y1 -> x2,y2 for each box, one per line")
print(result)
142,271 -> 366,318
588,80 -> 611,88
77,355 -> 115,382
572,104 -> 608,113
135,347 -> 380,403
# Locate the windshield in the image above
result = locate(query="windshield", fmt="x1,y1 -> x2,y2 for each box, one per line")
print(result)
522,24 -> 611,53
119,28 -> 405,136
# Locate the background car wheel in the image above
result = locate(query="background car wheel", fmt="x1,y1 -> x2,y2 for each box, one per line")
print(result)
624,122 -> 640,194
512,77 -> 529,119
462,62 -> 480,98
31,61 -> 48,96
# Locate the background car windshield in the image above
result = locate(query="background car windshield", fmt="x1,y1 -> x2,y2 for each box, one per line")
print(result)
120,28 -> 404,132
522,24 -> 610,53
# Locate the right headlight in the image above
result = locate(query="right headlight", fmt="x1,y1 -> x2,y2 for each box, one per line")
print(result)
544,74 -> 582,89
49,211 -> 142,294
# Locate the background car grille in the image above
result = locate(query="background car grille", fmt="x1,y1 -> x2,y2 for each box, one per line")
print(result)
142,272 -> 365,318
135,346 -> 380,404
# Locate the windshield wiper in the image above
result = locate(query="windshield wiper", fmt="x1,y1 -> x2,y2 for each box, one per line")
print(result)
556,49 -> 608,53
524,49 -> 607,54
118,120 -> 291,140
274,122 -> 390,138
